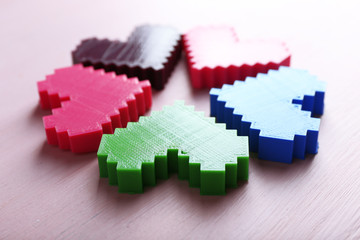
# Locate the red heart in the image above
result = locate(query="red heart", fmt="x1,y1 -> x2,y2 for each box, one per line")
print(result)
183,26 -> 291,88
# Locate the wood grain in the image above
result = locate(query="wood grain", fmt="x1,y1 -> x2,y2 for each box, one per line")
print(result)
1,0 -> 360,239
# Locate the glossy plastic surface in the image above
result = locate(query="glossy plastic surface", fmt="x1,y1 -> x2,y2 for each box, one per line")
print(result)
210,67 -> 325,163
37,64 -> 152,153
98,101 -> 249,195
72,25 -> 182,90
183,26 -> 291,88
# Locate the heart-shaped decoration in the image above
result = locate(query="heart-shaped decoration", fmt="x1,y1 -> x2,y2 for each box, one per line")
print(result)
98,101 -> 249,195
183,26 -> 291,88
72,25 -> 182,90
37,65 -> 152,153
210,67 -> 325,163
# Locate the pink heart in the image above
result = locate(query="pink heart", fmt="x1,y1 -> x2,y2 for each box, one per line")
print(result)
37,65 -> 152,153
183,26 -> 291,88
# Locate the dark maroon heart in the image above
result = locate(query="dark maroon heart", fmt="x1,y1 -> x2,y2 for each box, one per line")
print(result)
72,25 -> 182,90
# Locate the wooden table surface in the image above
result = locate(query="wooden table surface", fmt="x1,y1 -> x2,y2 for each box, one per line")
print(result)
1,0 -> 360,239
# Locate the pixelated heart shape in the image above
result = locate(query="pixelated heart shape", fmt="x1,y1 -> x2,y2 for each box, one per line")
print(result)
98,101 -> 249,195
210,67 -> 325,163
72,25 -> 182,90
37,65 -> 152,153
183,26 -> 291,88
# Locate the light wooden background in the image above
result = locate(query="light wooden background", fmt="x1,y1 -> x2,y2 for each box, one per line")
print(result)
1,0 -> 360,239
